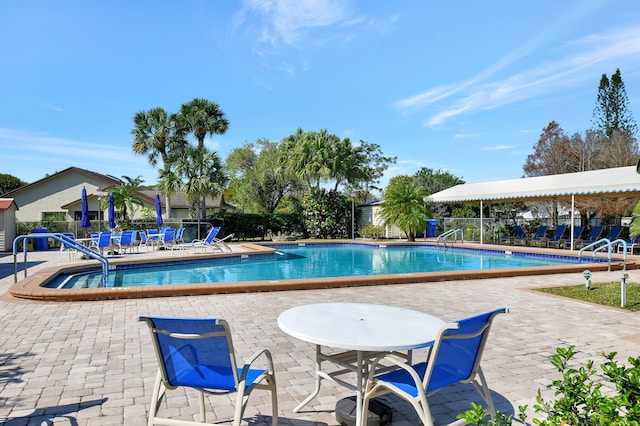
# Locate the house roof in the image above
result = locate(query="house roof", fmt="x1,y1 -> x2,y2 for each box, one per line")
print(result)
1,166 -> 122,197
0,198 -> 18,210
425,166 -> 640,204
137,190 -> 229,209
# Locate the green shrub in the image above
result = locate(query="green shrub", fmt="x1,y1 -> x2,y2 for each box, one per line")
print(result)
359,224 -> 384,239
458,346 -> 640,425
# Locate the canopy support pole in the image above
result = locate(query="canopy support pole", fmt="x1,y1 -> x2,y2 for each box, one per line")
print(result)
569,195 -> 576,251
480,200 -> 484,245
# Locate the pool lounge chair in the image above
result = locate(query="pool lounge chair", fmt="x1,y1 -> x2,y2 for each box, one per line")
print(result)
525,225 -> 548,246
362,308 -> 508,426
538,225 -> 566,248
176,226 -> 233,253
506,225 -> 526,245
548,225 -> 583,249
617,234 -> 640,254
113,230 -> 136,254
574,225 -> 604,249
139,316 -> 278,426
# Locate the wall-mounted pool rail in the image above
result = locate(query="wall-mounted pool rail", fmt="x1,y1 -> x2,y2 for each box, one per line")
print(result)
13,233 -> 110,284
578,238 -> 627,272
436,228 -> 464,248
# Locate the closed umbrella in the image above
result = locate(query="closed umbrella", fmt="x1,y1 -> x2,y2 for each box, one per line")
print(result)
80,187 -> 91,228
108,193 -> 116,229
155,193 -> 163,226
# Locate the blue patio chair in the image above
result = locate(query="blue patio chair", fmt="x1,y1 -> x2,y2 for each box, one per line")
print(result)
618,234 -> 640,254
362,308 -> 508,426
59,232 -> 77,259
160,227 -> 175,250
575,225 -> 604,249
146,229 -> 160,249
113,230 -> 135,254
505,225 -> 526,245
175,227 -> 185,244
139,316 -> 278,426
539,225 -> 566,248
548,225 -> 583,249
526,225 -> 548,246
90,231 -> 112,255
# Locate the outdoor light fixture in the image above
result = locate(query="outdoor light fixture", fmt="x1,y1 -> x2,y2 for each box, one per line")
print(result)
621,273 -> 629,308
583,269 -> 592,290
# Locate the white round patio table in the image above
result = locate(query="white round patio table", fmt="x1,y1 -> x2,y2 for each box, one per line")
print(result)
278,302 -> 444,426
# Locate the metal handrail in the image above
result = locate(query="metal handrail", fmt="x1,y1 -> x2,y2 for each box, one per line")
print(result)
436,229 -> 464,248
578,238 -> 627,271
13,233 -> 110,284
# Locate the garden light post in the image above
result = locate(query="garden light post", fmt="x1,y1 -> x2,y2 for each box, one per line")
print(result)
621,273 -> 629,308
583,270 -> 591,290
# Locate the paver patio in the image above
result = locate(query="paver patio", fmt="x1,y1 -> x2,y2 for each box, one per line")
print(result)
0,248 -> 639,425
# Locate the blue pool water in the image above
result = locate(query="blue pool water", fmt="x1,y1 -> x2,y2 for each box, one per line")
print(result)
47,243 -> 596,289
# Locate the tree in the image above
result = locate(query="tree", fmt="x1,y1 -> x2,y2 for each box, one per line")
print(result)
171,145 -> 227,219
104,175 -> 145,221
226,139 -> 300,213
380,175 -> 430,241
414,167 -> 466,218
178,98 -> 229,149
0,173 -> 26,194
592,69 -> 638,138
523,121 -> 576,177
131,107 -> 187,217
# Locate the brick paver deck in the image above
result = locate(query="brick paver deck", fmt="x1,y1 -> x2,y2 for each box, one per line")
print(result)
1,247 -> 639,425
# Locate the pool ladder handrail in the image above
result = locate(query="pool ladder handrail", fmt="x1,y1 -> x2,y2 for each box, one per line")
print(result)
436,229 -> 464,249
13,233 -> 110,285
578,238 -> 627,272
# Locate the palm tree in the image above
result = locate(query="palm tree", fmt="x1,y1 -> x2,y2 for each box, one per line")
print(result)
173,145 -> 227,219
178,98 -> 229,148
103,175 -> 145,222
131,107 -> 187,217
380,175 -> 430,241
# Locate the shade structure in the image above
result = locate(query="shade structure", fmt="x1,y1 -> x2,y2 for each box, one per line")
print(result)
155,193 -> 163,226
80,187 -> 91,228
107,193 -> 116,229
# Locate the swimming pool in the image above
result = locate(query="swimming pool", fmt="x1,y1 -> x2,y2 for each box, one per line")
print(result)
48,243 -> 601,289
11,242 -> 623,301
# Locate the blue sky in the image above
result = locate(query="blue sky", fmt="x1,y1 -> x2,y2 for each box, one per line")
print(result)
1,1 -> 640,195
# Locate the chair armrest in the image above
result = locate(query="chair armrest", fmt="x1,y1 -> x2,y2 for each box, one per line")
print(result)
365,353 -> 424,392
239,348 -> 276,382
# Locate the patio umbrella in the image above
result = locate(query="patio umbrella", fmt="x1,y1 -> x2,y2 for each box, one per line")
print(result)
107,193 -> 116,229
155,193 -> 163,226
80,187 -> 91,228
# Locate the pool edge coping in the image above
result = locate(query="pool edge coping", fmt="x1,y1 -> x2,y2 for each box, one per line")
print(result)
8,241 -> 637,302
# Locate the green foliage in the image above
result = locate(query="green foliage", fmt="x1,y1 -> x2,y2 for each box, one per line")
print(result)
380,175 -> 430,241
458,346 -> 640,425
592,69 -> 638,137
457,402 -> 513,425
359,224 -> 384,239
0,173 -> 27,194
301,188 -> 351,239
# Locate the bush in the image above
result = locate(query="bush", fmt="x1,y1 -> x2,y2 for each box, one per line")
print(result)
359,224 -> 384,239
458,346 -> 640,425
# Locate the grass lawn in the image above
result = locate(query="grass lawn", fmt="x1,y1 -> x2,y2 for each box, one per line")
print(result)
535,282 -> 640,311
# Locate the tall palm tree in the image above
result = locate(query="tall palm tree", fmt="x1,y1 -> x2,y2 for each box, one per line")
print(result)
173,145 -> 227,219
178,98 -> 229,148
131,107 -> 187,217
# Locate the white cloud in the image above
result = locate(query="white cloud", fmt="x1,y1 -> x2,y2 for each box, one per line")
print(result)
483,145 -> 515,151
396,25 -> 640,127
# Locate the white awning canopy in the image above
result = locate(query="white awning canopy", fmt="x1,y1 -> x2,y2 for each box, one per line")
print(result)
425,166 -> 640,204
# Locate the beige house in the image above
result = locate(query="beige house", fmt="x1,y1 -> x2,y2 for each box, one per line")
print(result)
2,166 -> 232,227
0,198 -> 18,251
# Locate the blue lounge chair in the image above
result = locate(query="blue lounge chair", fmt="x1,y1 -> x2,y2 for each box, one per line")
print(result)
575,225 -> 604,249
506,225 -> 526,245
549,225 -> 583,249
179,226 -> 233,253
525,225 -> 548,246
362,308 -> 508,426
539,225 -> 566,248
159,227 -> 175,250
139,316 -> 278,426
618,234 -> 640,254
